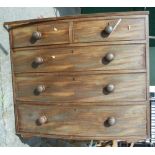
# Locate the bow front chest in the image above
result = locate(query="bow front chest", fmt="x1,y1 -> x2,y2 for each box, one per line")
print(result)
5,11 -> 150,141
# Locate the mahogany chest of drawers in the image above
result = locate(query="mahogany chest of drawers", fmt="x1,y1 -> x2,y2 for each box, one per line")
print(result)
5,11 -> 150,142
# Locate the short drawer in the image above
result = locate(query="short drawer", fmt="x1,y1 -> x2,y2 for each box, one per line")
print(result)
12,21 -> 69,48
74,18 -> 145,43
17,104 -> 147,139
13,44 -> 146,73
15,73 -> 146,102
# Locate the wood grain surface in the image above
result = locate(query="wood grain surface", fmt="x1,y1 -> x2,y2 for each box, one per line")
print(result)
12,21 -> 69,48
13,44 -> 146,73
4,11 -> 149,29
6,11 -> 150,141
15,73 -> 146,102
16,104 -> 147,138
74,18 -> 145,43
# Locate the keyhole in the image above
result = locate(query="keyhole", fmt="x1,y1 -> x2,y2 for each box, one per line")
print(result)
74,109 -> 77,112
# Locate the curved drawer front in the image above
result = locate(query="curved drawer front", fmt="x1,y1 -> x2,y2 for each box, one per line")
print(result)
17,104 -> 147,138
15,73 -> 146,102
74,18 -> 145,43
12,21 -> 69,48
13,44 -> 146,73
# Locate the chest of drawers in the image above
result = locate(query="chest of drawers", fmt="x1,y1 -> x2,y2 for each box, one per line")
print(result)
4,11 -> 150,142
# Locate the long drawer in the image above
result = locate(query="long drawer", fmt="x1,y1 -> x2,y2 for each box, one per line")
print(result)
16,104 -> 147,139
74,18 -> 145,43
12,21 -> 69,48
13,44 -> 146,73
15,73 -> 146,102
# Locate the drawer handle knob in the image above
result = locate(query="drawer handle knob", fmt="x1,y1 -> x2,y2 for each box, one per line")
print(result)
35,85 -> 46,93
34,57 -> 44,65
37,116 -> 47,125
104,53 -> 114,62
107,117 -> 116,126
104,25 -> 113,34
105,84 -> 115,93
51,55 -> 56,59
32,31 -> 42,40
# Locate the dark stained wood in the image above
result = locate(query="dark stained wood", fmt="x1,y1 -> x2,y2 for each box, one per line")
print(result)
9,30 -> 19,133
13,40 -> 147,50
17,104 -> 147,138
4,11 -> 149,29
12,21 -> 70,48
15,100 -> 149,106
6,11 -> 150,141
13,44 -> 146,73
15,73 -> 146,102
17,132 -> 147,142
74,18 -> 145,43
12,17 -> 146,48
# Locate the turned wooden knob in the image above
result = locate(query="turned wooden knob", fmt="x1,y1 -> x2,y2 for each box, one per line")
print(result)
35,85 -> 45,93
107,117 -> 116,126
105,84 -> 115,93
37,116 -> 47,125
32,31 -> 42,40
104,53 -> 114,62
34,57 -> 44,65
104,25 -> 113,34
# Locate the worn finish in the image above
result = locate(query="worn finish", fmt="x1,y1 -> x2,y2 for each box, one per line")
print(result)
5,11 -> 150,141
15,73 -> 146,102
13,44 -> 146,73
12,21 -> 70,48
73,18 -> 145,43
17,104 -> 147,138
4,11 -> 149,29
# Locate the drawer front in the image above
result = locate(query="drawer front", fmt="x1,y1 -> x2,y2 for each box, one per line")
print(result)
15,73 -> 146,102
17,104 -> 147,138
74,18 -> 145,43
12,22 -> 69,48
13,44 -> 146,73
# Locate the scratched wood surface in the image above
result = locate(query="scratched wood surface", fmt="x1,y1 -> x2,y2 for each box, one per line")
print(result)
11,17 -> 145,48
4,11 -> 149,29
16,104 -> 147,138
13,44 -> 146,73
12,21 -> 70,48
15,73 -> 146,102
5,11 -> 150,141
73,18 -> 145,43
